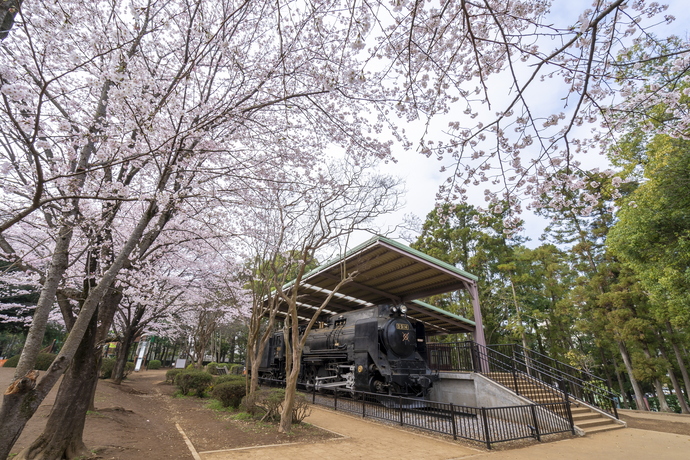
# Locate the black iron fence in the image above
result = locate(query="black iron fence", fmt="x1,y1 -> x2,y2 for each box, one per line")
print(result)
258,377 -> 574,449
427,341 -> 619,419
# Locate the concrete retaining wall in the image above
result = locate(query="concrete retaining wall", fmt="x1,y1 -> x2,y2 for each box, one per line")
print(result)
430,372 -> 578,430
431,371 -> 532,408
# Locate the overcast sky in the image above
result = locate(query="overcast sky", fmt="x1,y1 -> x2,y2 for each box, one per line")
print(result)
347,0 -> 690,251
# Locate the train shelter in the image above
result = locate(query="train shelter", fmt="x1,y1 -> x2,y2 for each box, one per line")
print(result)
271,236 -> 486,346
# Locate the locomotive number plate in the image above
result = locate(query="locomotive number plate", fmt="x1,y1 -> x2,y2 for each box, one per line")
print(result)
395,323 -> 410,330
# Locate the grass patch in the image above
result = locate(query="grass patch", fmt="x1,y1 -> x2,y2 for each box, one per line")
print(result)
232,412 -> 253,421
205,399 -> 235,412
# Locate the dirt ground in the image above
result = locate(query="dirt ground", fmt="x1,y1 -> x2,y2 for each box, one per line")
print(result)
1,368 -> 335,459
619,408 -> 690,436
3,367 -> 690,459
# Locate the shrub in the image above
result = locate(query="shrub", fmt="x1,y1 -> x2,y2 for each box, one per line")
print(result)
211,381 -> 246,408
291,392 -> 312,423
147,360 -> 162,370
2,353 -> 57,371
206,362 -> 219,374
100,358 -> 116,379
229,364 -> 244,375
124,361 -> 135,378
166,368 -> 185,383
100,359 -> 136,379
648,395 -> 689,414
215,374 -> 246,386
240,388 -> 311,423
240,388 -> 282,421
175,370 -> 213,397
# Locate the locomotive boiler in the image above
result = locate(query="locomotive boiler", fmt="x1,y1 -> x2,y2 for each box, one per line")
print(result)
259,304 -> 439,397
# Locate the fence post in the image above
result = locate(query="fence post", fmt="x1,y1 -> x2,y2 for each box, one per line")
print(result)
362,394 -> 366,418
334,389 -> 338,411
481,407 -> 492,450
312,385 -> 316,404
399,396 -> 404,426
471,341 -> 479,373
529,404 -> 541,442
563,391 -> 575,435
449,403 -> 458,440
512,368 -> 520,395
612,395 -> 619,419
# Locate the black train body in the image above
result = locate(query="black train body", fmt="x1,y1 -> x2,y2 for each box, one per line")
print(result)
259,304 -> 439,397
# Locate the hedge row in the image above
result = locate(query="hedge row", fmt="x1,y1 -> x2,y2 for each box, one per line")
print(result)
2,353 -> 57,370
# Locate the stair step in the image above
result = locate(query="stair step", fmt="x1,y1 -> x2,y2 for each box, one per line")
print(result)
581,423 -> 625,434
571,406 -> 591,412
576,418 -> 616,429
572,413 -> 600,421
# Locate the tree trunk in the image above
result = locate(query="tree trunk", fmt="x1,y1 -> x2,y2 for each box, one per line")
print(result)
618,340 -> 647,411
247,324 -> 273,396
0,201 -> 158,457
16,312 -> 100,460
657,342 -> 690,414
667,366 -> 690,414
228,335 -> 236,363
612,355 -> 630,409
667,322 -> 690,401
112,327 -> 136,384
279,354 -> 300,433
14,225 -> 73,379
652,377 -> 671,412
170,343 -> 178,367
641,344 -> 671,412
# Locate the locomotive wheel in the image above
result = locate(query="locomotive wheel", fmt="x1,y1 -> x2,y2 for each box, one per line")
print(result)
369,376 -> 386,394
303,367 -> 317,391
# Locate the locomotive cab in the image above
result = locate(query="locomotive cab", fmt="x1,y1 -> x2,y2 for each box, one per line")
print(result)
352,304 -> 438,397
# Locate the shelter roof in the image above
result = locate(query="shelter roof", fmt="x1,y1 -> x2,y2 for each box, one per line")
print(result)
276,236 -> 477,335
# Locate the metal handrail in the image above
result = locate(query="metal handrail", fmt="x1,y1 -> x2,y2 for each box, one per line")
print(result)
500,344 -> 619,418
476,345 -> 570,405
427,341 -> 619,419
490,343 -> 608,387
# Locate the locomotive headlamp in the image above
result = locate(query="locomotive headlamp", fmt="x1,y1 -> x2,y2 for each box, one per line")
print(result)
390,306 -> 398,314
400,305 -> 407,314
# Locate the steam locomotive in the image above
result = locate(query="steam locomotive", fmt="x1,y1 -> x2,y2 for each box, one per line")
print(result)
258,304 -> 439,397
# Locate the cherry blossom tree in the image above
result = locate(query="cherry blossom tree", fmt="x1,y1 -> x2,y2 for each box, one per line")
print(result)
0,0 -> 687,457
0,1 -> 401,456
109,262 -> 197,384
240,157 -> 401,432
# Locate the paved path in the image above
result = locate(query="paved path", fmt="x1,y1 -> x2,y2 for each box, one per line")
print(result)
199,406 -> 690,460
199,406 -> 481,460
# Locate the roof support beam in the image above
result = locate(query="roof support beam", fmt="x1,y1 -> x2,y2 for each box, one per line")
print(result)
320,272 -> 401,303
400,282 -> 469,302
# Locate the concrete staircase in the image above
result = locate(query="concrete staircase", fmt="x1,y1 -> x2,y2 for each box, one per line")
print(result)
570,405 -> 624,434
483,371 -> 625,435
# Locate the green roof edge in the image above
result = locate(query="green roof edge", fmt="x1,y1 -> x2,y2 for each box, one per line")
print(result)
375,235 -> 479,282
409,299 -> 476,327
